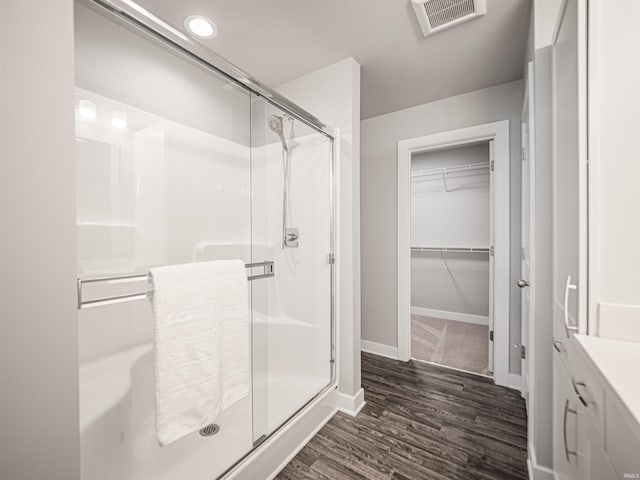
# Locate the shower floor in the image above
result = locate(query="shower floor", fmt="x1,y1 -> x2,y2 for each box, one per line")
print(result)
78,342 -> 328,480
411,314 -> 489,375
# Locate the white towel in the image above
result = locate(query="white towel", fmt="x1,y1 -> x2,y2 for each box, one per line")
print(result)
149,259 -> 250,446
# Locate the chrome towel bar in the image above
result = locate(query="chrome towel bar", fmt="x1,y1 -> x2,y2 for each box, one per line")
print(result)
411,246 -> 490,254
77,261 -> 275,310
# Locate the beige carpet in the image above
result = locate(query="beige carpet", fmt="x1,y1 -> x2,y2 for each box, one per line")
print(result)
411,314 -> 489,375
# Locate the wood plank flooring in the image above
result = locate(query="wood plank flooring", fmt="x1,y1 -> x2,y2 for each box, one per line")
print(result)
276,352 -> 528,480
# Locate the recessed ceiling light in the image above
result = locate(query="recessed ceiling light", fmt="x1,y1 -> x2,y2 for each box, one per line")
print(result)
184,15 -> 217,39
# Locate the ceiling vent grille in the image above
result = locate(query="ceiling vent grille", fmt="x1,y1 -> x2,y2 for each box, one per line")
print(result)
411,0 -> 487,37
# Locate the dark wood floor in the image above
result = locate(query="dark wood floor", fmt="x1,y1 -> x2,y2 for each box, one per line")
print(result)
276,352 -> 528,480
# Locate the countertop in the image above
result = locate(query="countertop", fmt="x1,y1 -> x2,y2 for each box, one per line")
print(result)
574,334 -> 640,426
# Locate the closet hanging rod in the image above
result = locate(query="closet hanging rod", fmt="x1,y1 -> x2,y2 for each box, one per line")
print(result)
411,246 -> 490,253
410,161 -> 490,179
77,261 -> 275,310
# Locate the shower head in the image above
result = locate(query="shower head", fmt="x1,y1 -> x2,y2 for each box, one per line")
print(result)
268,115 -> 283,135
268,115 -> 288,152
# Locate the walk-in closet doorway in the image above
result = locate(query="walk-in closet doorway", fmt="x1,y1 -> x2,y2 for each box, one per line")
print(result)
397,121 -> 511,387
410,142 -> 492,375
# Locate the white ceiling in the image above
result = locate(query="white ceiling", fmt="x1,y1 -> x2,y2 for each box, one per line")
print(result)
134,0 -> 531,119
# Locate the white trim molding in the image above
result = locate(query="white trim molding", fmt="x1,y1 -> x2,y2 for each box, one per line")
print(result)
411,307 -> 489,326
508,373 -> 522,392
527,441 -> 556,480
361,340 -> 399,360
397,120 -> 511,388
227,387 -> 337,480
335,388 -> 366,417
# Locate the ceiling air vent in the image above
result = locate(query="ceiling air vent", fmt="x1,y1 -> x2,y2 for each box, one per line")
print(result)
411,0 -> 487,37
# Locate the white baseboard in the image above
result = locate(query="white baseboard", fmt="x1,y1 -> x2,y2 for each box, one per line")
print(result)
528,442 -> 555,480
336,388 -> 366,417
411,307 -> 490,326
508,373 -> 522,392
227,386 -> 337,480
361,339 -> 398,360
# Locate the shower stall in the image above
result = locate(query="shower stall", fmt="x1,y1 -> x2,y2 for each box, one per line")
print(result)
74,1 -> 335,478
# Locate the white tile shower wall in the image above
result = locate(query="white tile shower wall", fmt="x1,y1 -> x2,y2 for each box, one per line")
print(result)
77,116 -> 252,364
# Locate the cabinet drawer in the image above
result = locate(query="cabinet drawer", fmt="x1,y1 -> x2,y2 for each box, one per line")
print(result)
568,347 -> 605,440
605,391 -> 640,477
580,410 -> 617,480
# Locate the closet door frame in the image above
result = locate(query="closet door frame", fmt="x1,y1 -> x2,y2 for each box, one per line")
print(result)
397,120 -> 511,388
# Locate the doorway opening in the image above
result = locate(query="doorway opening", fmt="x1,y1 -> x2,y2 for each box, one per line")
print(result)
410,142 -> 492,375
397,121 -> 510,387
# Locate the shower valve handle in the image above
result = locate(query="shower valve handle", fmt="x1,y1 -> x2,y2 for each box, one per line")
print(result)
284,228 -> 299,248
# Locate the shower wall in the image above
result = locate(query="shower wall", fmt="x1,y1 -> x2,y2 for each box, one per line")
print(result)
75,3 -> 333,479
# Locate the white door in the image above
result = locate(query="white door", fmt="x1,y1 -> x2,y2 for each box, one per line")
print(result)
520,61 -> 536,406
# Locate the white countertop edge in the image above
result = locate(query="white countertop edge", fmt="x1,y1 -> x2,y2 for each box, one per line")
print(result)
574,334 -> 640,427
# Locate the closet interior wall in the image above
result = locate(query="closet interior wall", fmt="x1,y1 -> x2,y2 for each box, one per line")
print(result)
410,143 -> 491,323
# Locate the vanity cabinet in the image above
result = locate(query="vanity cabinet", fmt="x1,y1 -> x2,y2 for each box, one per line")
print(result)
552,351 -> 580,480
553,335 -> 640,479
547,0 -> 640,477
579,410 -> 616,480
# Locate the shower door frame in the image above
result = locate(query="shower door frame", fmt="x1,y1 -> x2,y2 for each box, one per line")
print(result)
77,0 -> 338,477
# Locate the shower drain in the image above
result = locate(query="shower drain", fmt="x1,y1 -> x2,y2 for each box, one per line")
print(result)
199,424 -> 220,437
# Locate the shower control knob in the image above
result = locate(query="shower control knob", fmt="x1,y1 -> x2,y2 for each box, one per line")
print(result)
284,228 -> 299,248
517,279 -> 530,288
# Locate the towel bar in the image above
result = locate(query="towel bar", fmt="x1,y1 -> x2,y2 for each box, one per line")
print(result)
77,261 -> 275,309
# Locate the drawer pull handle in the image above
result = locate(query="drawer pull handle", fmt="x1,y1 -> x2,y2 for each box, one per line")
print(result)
571,377 -> 588,407
563,275 -> 579,337
553,339 -> 565,353
563,399 -> 578,462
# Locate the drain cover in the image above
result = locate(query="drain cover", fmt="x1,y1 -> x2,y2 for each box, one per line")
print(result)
199,424 -> 220,437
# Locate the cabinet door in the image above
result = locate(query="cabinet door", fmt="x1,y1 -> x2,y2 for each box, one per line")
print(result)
552,0 -> 588,340
579,415 -> 616,480
553,354 -> 581,479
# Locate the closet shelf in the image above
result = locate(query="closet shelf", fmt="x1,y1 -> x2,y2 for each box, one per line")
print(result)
410,162 -> 490,179
411,161 -> 490,192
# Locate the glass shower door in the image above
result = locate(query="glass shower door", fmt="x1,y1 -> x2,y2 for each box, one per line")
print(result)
250,97 -> 334,442
75,3 -> 256,479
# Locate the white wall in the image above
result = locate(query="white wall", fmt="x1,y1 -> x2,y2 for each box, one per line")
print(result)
534,0 -> 565,49
0,1 -> 80,479
531,46 -> 554,472
277,58 -> 363,400
361,80 -> 524,374
589,0 -> 640,341
411,144 -> 490,318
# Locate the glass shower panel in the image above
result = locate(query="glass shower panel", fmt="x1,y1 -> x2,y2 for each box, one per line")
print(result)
75,3 -> 253,479
250,98 -> 334,441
